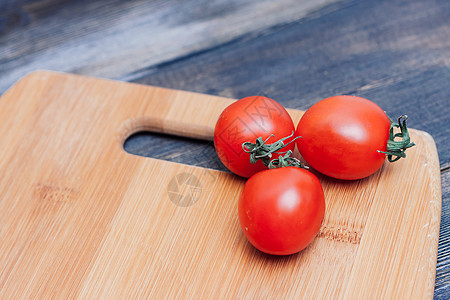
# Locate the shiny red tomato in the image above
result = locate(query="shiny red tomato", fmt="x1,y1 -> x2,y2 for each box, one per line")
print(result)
238,167 -> 325,255
296,95 -> 391,180
214,96 -> 295,178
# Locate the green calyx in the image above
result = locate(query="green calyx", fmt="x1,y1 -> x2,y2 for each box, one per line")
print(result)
242,131 -> 307,169
378,115 -> 416,162
242,131 -> 300,167
268,150 -> 309,169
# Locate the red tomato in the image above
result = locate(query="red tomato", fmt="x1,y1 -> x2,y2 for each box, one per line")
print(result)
214,96 -> 295,178
296,95 -> 391,180
238,167 -> 325,255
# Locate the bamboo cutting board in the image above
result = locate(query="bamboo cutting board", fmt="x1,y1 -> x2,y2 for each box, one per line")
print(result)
0,71 -> 441,299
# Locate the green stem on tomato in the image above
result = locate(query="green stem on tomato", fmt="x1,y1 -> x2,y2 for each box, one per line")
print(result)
377,115 -> 416,162
242,131 -> 300,167
268,150 -> 309,169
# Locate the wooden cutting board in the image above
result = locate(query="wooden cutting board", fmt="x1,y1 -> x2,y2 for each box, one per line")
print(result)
0,71 -> 441,299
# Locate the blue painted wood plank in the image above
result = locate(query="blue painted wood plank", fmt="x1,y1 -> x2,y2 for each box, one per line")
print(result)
0,0 -> 341,93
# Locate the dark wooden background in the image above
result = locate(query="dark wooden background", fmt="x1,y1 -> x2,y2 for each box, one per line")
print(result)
1,0 -> 449,297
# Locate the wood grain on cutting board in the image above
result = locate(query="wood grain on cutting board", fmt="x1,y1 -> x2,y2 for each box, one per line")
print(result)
0,71 -> 441,299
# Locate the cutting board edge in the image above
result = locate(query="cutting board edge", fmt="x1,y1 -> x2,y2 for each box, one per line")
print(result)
418,127 -> 442,299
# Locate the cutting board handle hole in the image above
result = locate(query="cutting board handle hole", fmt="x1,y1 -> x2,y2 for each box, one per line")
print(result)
123,131 -> 229,171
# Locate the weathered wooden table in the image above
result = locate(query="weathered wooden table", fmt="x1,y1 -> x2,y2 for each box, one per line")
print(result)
1,0 -> 449,298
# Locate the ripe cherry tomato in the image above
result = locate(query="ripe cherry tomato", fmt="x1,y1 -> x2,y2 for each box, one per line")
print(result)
214,96 -> 295,178
296,95 -> 391,180
238,167 -> 325,255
